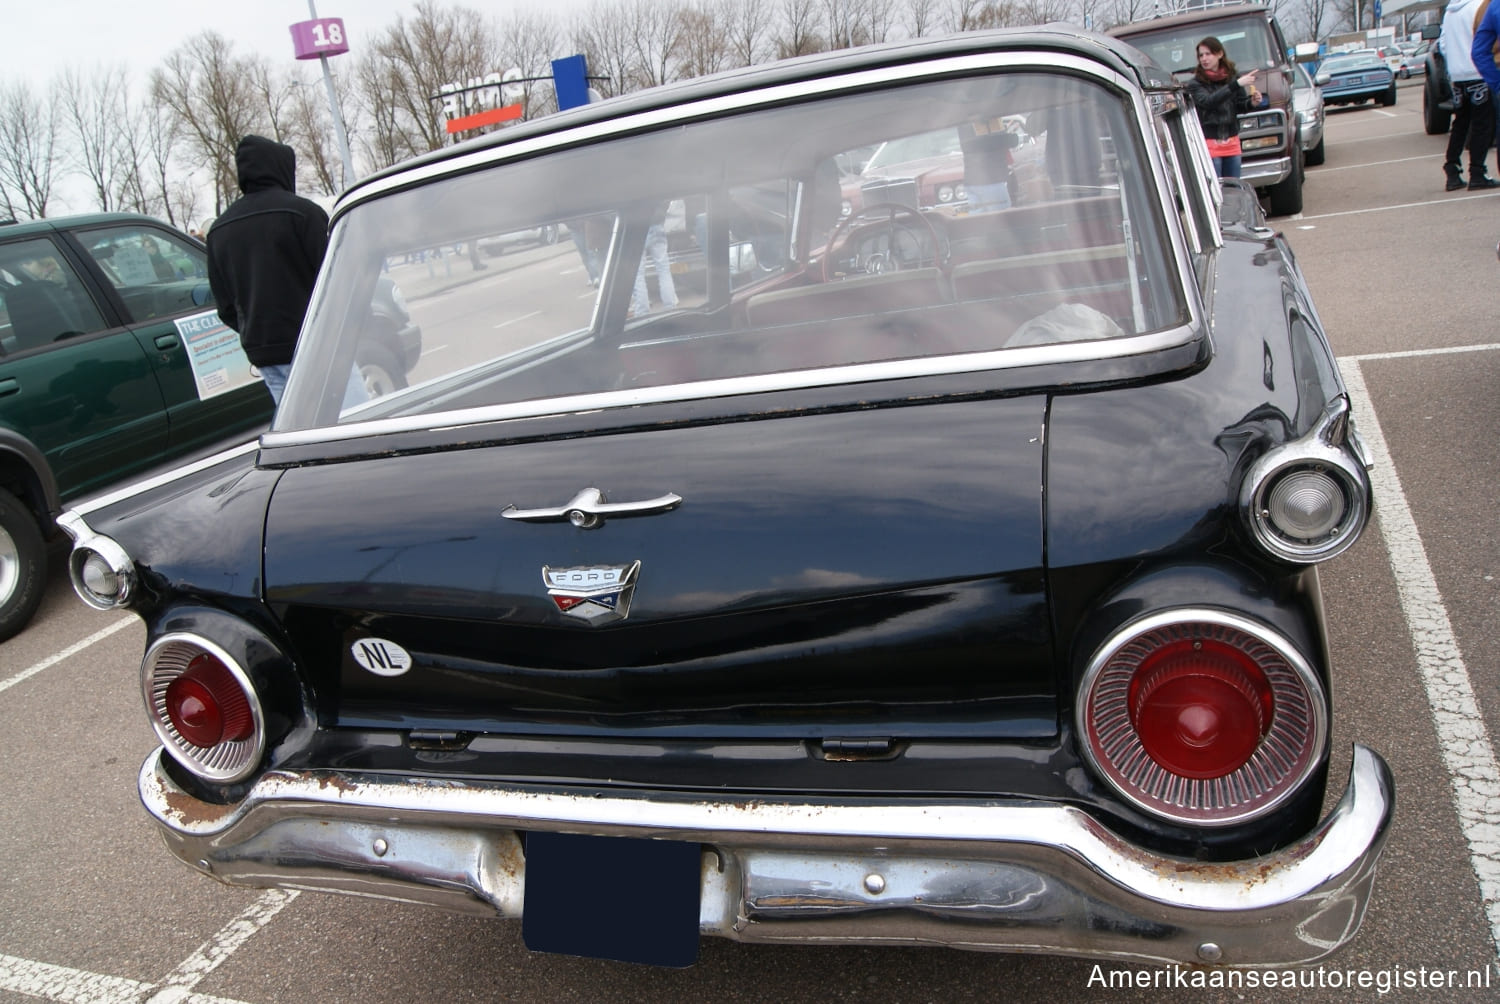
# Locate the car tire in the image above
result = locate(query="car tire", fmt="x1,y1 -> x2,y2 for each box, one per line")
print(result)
1400,68 -> 1411,79
1384,83 -> 1398,107
0,487 -> 47,642
357,343 -> 408,398
1305,135 -> 1325,167
1424,83 -> 1451,134
1267,151 -> 1304,216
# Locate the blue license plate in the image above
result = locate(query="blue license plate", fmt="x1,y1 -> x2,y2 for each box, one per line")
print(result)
522,831 -> 702,966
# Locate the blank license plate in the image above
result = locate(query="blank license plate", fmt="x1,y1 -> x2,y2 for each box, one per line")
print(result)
521,831 -> 702,967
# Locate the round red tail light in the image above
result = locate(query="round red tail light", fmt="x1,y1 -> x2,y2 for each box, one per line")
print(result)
1127,639 -> 1273,779
165,653 -> 254,748
1079,611 -> 1326,826
143,635 -> 265,783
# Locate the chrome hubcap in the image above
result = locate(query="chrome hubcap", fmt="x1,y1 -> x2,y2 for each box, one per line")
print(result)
0,523 -> 18,606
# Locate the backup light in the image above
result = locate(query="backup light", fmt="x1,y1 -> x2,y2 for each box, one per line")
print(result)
1241,398 -> 1371,563
65,532 -> 136,610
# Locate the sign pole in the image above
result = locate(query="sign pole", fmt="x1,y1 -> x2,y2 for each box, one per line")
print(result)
301,1 -> 356,191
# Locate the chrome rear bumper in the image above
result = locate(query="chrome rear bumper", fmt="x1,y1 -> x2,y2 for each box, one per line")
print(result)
141,745 -> 1392,967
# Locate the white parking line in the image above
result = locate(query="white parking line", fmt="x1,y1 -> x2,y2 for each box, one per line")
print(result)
1314,154 -> 1441,173
146,891 -> 300,1003
494,310 -> 542,329
0,617 -> 134,695
1341,358 -> 1500,960
1297,189 -> 1500,220
0,890 -> 296,1004
0,953 -> 250,1004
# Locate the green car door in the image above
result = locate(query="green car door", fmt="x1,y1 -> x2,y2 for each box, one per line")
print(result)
70,223 -> 273,457
0,235 -> 172,503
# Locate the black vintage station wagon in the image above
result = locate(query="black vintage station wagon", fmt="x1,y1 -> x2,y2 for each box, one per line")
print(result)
60,27 -> 1390,969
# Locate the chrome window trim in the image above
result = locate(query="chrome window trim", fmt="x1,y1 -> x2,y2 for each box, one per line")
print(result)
336,53 -> 1129,221
261,327 -> 1196,449
273,52 -> 1206,450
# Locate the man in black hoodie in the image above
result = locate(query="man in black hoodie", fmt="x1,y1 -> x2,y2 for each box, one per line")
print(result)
206,135 -> 329,405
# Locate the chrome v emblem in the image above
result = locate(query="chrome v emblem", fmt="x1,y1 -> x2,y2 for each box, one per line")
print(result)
502,487 -> 682,529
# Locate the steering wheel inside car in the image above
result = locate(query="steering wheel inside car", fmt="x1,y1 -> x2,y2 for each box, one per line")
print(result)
821,201 -> 946,283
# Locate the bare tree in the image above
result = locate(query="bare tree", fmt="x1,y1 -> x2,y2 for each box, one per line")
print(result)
723,0 -> 777,65
496,9 -> 566,118
353,51 -> 419,170
58,64 -> 134,213
368,0 -> 503,153
572,3 -> 638,99
1012,0 -> 1072,26
0,79 -> 61,218
777,0 -> 828,57
676,2 -> 736,79
627,0 -> 687,88
904,0 -> 942,37
152,32 -> 272,213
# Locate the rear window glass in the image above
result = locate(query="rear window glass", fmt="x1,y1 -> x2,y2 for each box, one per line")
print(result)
278,69 -> 1188,432
1120,16 -> 1277,76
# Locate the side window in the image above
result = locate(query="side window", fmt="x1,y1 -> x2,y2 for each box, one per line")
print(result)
75,225 -> 211,324
0,238 -> 110,356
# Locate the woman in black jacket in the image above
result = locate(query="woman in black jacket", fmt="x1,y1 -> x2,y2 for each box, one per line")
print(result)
1184,37 -> 1262,179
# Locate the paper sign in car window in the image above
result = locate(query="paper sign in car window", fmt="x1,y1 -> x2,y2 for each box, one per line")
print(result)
175,309 -> 261,400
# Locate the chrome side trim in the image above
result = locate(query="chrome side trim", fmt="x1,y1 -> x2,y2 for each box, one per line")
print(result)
64,439 -> 261,518
140,744 -> 1391,965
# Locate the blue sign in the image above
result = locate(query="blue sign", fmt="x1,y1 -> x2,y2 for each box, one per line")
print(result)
1373,0 -> 1382,21
552,54 -> 590,111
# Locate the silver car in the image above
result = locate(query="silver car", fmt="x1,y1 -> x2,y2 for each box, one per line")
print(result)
1293,62 -> 1326,167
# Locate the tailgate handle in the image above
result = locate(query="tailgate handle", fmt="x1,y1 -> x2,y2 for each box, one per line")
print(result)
502,487 -> 682,529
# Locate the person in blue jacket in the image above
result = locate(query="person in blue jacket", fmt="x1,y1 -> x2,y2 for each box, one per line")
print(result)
1475,0 -> 1500,177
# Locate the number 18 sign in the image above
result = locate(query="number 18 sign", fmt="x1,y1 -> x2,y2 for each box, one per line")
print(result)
290,18 -> 349,60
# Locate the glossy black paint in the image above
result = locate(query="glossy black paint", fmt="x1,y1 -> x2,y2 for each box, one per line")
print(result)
68,30 -> 1361,863
265,397 -> 1056,738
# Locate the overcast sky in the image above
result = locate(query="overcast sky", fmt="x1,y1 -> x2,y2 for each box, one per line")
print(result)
7,1 -> 586,91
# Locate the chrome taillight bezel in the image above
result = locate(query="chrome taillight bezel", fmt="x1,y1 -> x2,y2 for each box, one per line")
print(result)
142,633 -> 265,783
1240,397 -> 1371,564
57,511 -> 137,610
1078,609 -> 1328,827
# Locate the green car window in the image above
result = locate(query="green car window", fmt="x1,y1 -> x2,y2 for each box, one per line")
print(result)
76,224 -> 212,324
0,238 -> 109,355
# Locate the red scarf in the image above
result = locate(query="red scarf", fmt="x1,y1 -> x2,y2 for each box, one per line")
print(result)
1201,66 -> 1229,82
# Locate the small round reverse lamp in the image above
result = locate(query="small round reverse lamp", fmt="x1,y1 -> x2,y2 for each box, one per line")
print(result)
1266,468 -> 1346,542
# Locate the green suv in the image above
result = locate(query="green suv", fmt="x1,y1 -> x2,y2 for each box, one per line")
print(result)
0,213 -> 273,639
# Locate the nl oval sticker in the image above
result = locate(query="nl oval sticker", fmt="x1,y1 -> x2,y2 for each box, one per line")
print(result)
351,638 -> 412,676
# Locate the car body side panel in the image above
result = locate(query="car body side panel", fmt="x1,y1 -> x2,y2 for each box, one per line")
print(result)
1046,231 -> 1339,675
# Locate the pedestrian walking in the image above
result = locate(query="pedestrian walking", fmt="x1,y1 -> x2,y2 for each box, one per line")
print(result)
1441,0 -> 1498,190
206,135 -> 334,404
